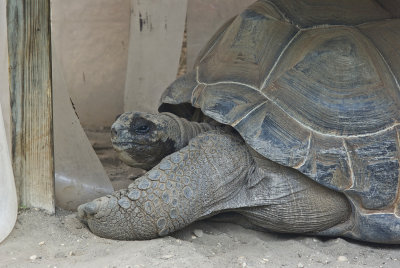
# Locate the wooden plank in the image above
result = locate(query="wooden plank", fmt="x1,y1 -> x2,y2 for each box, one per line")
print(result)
124,0 -> 187,112
7,0 -> 55,213
186,0 -> 256,70
0,0 -> 17,244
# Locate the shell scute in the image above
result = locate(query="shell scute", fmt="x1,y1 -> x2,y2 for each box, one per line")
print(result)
261,26 -> 400,136
234,101 -> 310,168
358,19 -> 400,91
198,1 -> 298,88
344,128 -> 400,210
268,0 -> 390,28
193,83 -> 265,125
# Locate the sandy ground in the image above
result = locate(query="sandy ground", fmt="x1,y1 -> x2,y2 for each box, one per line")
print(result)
1,130 -> 400,268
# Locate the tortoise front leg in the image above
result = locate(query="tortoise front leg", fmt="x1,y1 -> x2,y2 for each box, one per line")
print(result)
77,131 -> 253,240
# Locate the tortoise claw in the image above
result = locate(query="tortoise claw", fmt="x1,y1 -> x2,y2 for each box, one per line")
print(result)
77,199 -> 101,225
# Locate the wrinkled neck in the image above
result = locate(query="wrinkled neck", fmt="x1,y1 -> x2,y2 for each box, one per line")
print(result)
162,112 -> 216,150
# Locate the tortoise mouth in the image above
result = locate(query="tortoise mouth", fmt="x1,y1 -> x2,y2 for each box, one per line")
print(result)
114,145 -> 163,170
111,140 -> 159,151
112,141 -> 132,148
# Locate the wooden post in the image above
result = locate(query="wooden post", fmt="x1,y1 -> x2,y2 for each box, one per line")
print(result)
7,0 -> 55,213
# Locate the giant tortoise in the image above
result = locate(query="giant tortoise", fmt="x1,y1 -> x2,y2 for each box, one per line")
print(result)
78,0 -> 400,244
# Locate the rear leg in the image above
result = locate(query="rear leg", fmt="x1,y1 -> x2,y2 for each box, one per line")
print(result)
237,154 -> 352,234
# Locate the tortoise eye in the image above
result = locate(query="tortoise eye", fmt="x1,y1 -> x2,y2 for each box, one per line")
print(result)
135,125 -> 150,134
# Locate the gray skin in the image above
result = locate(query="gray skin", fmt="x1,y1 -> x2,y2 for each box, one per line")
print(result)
109,112 -> 215,170
77,112 -> 351,240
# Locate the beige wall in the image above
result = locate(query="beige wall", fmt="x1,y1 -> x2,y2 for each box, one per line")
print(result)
51,0 -> 130,129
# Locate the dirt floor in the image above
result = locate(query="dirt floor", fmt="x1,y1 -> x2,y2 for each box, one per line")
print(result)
1,130 -> 400,268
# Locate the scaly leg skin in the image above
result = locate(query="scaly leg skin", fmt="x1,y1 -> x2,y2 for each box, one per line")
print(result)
77,131 -> 253,240
78,130 -> 352,240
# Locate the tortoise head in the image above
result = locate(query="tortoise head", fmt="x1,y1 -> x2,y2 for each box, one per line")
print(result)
111,112 -> 180,170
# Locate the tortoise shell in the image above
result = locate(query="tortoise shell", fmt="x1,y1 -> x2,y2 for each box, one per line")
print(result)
159,0 -> 400,242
